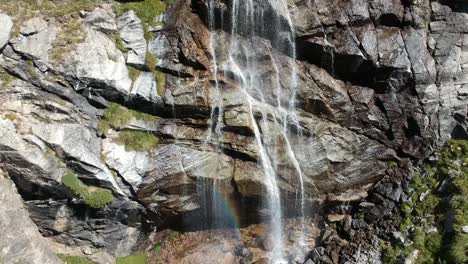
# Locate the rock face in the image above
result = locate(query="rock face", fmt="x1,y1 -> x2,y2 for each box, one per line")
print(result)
0,14 -> 13,50
0,0 -> 466,263
0,170 -> 63,264
118,11 -> 148,67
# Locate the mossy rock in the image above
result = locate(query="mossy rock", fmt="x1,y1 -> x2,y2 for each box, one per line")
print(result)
62,171 -> 113,209
114,0 -> 166,28
115,130 -> 160,152
57,254 -> 95,264
116,254 -> 148,264
97,102 -> 156,136
0,68 -> 15,86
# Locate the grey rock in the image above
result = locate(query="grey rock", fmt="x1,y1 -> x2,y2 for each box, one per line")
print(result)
0,170 -> 63,264
31,123 -> 124,195
369,0 -> 404,24
118,11 -> 147,67
131,71 -> 164,105
0,117 -> 65,196
84,7 -> 117,33
376,28 -> 411,70
0,0 -> 466,261
26,199 -> 143,256
359,202 -> 375,209
102,138 -> 150,189
403,28 -> 436,84
431,2 -> 451,20
352,219 -> 368,230
10,18 -> 57,63
392,231 -> 405,244
0,13 -> 13,50
20,17 -> 48,35
66,28 -> 132,96
327,214 -> 346,222
375,182 -> 402,202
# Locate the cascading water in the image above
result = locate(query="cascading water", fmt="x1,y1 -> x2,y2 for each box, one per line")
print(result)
205,0 -> 310,262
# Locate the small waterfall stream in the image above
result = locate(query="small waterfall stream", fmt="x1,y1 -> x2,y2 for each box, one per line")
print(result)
204,0 -> 309,262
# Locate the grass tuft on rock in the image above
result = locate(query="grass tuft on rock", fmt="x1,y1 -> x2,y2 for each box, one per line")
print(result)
57,254 -> 94,264
114,0 -> 166,28
144,51 -> 166,96
51,17 -> 86,62
4,113 -> 17,121
116,254 -> 148,264
0,0 -> 105,35
113,33 -> 128,53
0,68 -> 15,86
115,130 -> 159,152
97,102 -> 156,136
155,70 -> 166,96
62,171 -> 113,209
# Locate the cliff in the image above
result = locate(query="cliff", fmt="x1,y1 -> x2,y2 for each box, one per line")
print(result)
0,0 -> 466,263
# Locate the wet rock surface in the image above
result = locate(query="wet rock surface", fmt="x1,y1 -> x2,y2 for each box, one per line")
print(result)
0,0 -> 466,263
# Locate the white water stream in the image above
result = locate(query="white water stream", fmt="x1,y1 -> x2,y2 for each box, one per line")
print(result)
206,0 -> 308,262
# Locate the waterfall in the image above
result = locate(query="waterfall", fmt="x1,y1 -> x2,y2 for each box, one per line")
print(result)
206,0 -> 308,262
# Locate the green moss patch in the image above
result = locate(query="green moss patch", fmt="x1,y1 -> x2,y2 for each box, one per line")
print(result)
128,66 -> 142,84
115,130 -> 159,152
144,51 -> 165,96
116,254 -> 148,264
58,254 -> 94,264
383,139 -> 468,263
113,33 -> 128,53
0,0 -> 106,35
155,70 -> 166,96
4,113 -> 17,121
97,102 -> 156,136
0,68 -> 15,86
62,171 -> 113,209
114,0 -> 166,28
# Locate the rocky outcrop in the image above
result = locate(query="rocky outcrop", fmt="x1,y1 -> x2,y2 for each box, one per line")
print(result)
0,0 -> 466,263
0,170 -> 63,264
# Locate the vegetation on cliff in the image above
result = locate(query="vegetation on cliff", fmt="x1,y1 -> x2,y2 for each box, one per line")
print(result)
58,254 -> 94,264
116,253 -> 148,264
383,140 -> 468,263
62,171 -> 114,209
113,0 -> 168,94
114,0 -> 166,28
0,0 -> 106,34
115,130 -> 160,152
0,68 -> 15,86
98,103 -> 159,151
145,51 -> 166,96
97,102 -> 156,136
